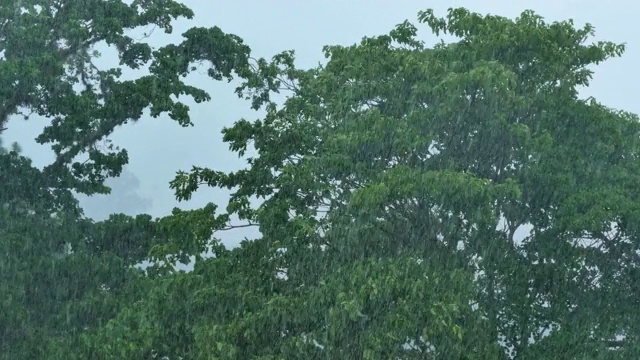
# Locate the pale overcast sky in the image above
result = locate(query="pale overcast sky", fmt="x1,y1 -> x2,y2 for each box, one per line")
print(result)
4,0 -> 639,248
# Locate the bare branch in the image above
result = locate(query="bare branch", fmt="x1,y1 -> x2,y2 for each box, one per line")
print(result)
216,222 -> 259,232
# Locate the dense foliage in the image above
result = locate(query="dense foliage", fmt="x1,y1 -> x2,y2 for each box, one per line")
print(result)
1,0 -> 250,358
2,2 -> 639,359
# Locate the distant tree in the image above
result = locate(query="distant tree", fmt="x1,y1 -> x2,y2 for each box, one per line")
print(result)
0,136 -> 20,155
77,167 -> 153,221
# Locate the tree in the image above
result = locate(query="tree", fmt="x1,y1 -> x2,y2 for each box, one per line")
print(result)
0,0 -> 260,358
5,5 -> 640,359
0,134 -> 226,358
163,7 -> 638,359
0,0 -> 256,195
77,167 -> 153,221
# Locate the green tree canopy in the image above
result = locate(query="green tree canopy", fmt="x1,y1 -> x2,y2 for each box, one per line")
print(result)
0,0 -> 256,195
3,4 -> 640,360
0,0 -> 259,358
168,7 -> 639,359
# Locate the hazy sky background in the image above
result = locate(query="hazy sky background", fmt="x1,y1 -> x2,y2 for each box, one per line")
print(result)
4,0 -> 639,248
